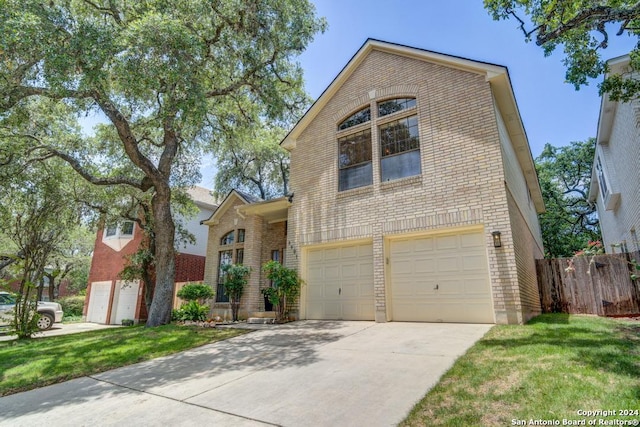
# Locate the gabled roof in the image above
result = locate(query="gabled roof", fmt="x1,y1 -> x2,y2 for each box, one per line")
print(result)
281,38 -> 544,213
201,189 -> 262,225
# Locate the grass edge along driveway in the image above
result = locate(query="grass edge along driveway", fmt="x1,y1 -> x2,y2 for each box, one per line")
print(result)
0,324 -> 249,397
401,314 -> 640,426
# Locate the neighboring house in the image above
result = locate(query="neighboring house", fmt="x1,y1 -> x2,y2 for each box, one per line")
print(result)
203,39 -> 545,325
589,55 -> 640,253
84,187 -> 217,324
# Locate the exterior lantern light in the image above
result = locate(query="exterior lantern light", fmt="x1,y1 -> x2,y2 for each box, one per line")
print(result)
492,231 -> 502,248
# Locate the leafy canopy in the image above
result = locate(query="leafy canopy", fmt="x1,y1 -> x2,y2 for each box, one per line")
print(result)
484,0 -> 640,100
535,138 -> 600,257
0,0 -> 326,326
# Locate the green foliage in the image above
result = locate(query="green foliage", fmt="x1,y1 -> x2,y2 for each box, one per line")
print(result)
58,295 -> 86,318
0,324 -> 249,396
221,264 -> 251,321
0,0 -> 326,327
484,0 -> 640,99
535,139 -> 601,257
262,261 -> 302,322
172,300 -> 209,322
176,283 -> 214,303
213,124 -> 290,200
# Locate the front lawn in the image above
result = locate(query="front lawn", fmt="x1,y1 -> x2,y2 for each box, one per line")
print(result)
401,314 -> 640,426
0,324 -> 249,396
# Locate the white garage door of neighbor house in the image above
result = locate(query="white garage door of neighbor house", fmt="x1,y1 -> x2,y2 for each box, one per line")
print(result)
110,280 -> 139,325
306,243 -> 374,320
390,230 -> 494,323
87,281 -> 112,324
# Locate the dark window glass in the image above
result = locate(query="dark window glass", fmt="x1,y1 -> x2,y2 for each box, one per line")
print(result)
237,229 -> 245,243
121,221 -> 134,236
338,128 -> 373,191
378,98 -> 416,117
236,248 -> 244,265
338,107 -> 371,131
105,225 -> 117,237
216,250 -> 232,302
220,231 -> 234,246
379,114 -> 421,181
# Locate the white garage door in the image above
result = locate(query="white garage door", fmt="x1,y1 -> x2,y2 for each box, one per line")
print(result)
110,280 -> 139,325
306,243 -> 374,320
390,230 -> 494,323
87,281 -> 112,324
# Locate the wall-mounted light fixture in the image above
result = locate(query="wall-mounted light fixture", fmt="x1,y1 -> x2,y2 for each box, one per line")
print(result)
492,231 -> 502,248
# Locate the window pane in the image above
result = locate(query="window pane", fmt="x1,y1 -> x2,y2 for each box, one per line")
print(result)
236,249 -> 244,265
338,107 -> 371,130
216,250 -> 232,302
121,221 -> 134,236
381,150 -> 421,181
339,162 -> 373,191
339,129 -> 371,168
105,225 -> 117,237
220,231 -> 234,245
237,229 -> 245,243
378,98 -> 417,117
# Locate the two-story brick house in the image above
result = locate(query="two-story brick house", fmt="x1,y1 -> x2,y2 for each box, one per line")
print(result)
204,39 -> 545,324
84,186 -> 216,324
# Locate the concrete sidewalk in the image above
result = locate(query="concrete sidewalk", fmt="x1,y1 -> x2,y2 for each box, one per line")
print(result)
0,321 -> 492,427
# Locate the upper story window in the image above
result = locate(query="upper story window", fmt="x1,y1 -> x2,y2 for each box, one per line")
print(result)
103,221 -> 135,240
338,128 -> 373,191
378,98 -> 416,117
237,229 -> 245,243
379,114 -> 421,181
595,155 -> 610,200
338,107 -> 371,131
220,230 -> 234,245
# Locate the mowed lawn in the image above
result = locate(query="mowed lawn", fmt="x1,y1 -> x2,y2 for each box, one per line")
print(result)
0,325 -> 249,396
401,314 -> 640,426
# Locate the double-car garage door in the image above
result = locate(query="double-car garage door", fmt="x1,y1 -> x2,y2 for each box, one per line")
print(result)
304,230 -> 494,323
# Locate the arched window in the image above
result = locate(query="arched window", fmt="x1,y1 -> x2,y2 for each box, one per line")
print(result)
378,97 -> 416,117
338,106 -> 371,131
220,230 -> 234,245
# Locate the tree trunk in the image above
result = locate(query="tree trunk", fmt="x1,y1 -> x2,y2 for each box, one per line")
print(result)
145,187 -> 176,326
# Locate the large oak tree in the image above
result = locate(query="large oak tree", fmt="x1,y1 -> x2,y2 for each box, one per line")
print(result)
484,0 -> 640,100
0,0 -> 325,326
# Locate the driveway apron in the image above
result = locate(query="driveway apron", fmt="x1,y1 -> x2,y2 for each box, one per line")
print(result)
0,321 -> 492,427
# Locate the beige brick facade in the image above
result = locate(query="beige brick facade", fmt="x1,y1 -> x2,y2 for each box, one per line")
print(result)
283,41 -> 544,325
203,192 -> 287,320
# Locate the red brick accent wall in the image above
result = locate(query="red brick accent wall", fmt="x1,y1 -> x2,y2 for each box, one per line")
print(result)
87,227 -> 144,284
174,253 -> 206,282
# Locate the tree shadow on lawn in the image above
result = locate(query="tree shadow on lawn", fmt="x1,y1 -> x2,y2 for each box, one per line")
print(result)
0,320 -> 363,420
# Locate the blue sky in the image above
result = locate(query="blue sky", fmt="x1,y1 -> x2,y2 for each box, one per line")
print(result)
297,0 -> 635,158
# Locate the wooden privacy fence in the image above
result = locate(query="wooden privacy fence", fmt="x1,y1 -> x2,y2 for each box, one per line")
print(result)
536,251 -> 640,316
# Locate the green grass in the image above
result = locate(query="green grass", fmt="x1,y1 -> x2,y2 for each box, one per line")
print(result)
0,324 -> 249,396
401,314 -> 640,426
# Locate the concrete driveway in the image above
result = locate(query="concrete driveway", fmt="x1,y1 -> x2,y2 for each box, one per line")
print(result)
0,322 -> 121,342
0,321 -> 492,427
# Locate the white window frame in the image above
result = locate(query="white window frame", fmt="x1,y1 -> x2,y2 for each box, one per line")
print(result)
103,221 -> 135,240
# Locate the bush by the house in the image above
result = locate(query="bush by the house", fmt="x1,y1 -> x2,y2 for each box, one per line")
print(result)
58,295 -> 85,317
176,282 -> 214,304
172,300 -> 209,322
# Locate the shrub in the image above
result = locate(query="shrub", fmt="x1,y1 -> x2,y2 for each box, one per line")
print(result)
262,261 -> 302,323
58,296 -> 86,317
222,264 -> 251,321
176,282 -> 214,304
173,300 -> 209,322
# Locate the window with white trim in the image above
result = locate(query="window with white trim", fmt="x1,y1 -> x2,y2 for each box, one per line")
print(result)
103,221 -> 135,240
378,98 -> 420,181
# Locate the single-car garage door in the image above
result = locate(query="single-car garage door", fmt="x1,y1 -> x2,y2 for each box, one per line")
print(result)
306,243 -> 374,320
389,230 -> 494,323
87,281 -> 112,324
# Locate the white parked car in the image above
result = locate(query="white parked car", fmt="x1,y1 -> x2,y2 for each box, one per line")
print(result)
0,291 -> 64,331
